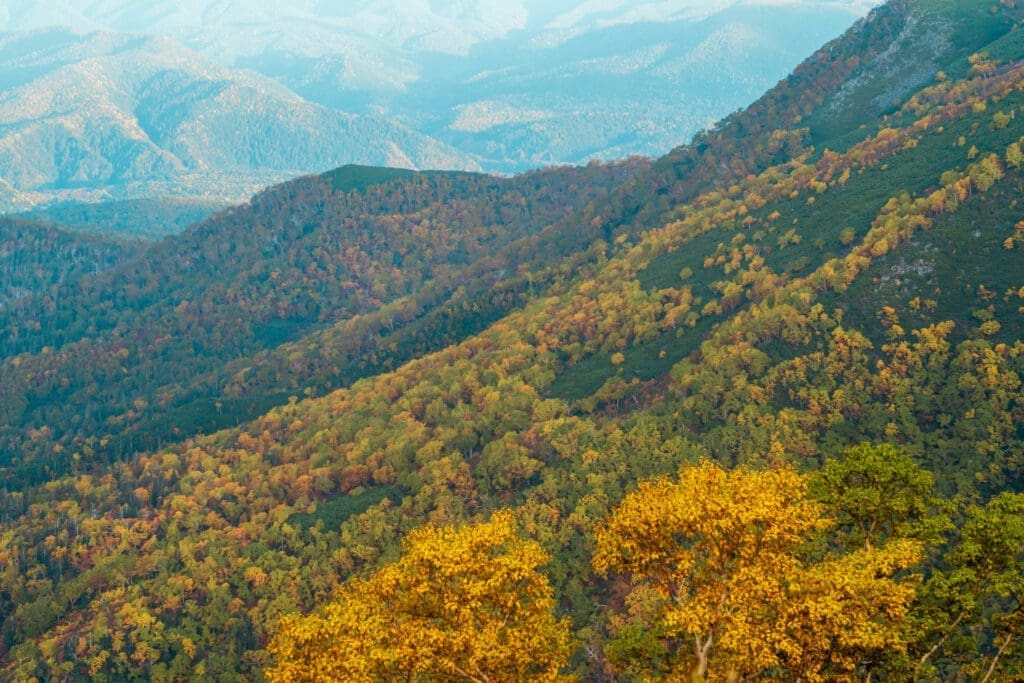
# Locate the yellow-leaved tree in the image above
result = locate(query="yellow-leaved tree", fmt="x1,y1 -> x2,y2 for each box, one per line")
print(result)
266,510 -> 572,682
593,461 -> 922,682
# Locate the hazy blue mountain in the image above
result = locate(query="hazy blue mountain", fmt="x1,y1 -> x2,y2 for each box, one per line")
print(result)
0,28 -> 480,210
0,2 -> 879,58
386,4 -> 878,171
1,1 -> 878,174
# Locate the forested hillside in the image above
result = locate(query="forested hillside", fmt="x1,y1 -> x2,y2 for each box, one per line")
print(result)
15,199 -> 228,242
0,219 -> 138,310
0,161 -> 643,488
4,0 -> 1024,680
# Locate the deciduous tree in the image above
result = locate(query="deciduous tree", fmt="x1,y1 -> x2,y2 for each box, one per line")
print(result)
266,511 -> 571,682
593,461 -> 921,682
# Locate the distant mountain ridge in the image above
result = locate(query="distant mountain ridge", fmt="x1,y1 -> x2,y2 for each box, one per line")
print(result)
0,1 -> 879,56
0,28 -> 480,210
0,1 -> 875,214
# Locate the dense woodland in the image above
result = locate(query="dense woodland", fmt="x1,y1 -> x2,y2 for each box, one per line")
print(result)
5,0 -> 1024,680
0,161 -> 642,487
15,199 -> 229,242
0,219 -> 138,312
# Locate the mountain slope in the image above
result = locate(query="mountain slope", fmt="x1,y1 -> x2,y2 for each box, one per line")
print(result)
0,28 -> 479,209
0,160 -> 643,485
0,217 -> 138,309
4,0 -> 1024,680
14,197 -> 228,241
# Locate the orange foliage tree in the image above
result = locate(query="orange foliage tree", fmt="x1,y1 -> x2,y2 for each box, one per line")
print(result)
593,461 -> 922,682
266,511 -> 571,682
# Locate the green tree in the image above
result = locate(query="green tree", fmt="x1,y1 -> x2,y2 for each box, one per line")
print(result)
812,443 -> 949,550
915,494 -> 1024,680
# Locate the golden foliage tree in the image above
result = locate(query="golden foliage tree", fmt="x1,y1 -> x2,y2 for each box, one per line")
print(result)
266,511 -> 571,682
593,461 -> 922,682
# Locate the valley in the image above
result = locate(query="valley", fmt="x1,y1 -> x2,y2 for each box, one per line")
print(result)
3,0 -> 1024,680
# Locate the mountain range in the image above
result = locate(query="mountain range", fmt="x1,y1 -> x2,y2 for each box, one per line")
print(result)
0,28 -> 477,213
0,1 -> 874,222
5,0 -> 1024,679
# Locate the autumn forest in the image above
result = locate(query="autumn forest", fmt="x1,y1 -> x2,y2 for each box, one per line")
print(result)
6,0 -> 1024,680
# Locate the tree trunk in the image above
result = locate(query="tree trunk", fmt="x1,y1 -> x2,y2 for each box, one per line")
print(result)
980,632 -> 1014,683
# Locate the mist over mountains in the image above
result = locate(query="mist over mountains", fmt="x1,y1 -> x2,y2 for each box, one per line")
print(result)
0,2 -> 879,55
0,1 -> 875,216
0,28 -> 477,213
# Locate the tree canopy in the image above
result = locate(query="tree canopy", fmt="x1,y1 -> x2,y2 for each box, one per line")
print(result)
266,511 -> 571,682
